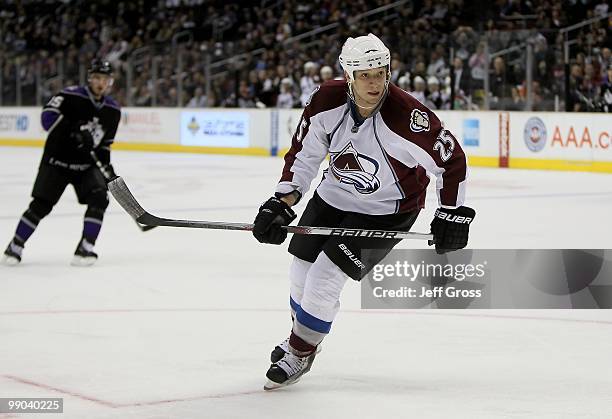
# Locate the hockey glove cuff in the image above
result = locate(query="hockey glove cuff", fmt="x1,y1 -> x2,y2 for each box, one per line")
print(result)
274,190 -> 302,206
430,206 -> 475,254
253,197 -> 297,245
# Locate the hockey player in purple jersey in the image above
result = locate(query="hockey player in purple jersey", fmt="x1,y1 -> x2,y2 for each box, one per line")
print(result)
252,34 -> 476,389
2,59 -> 121,266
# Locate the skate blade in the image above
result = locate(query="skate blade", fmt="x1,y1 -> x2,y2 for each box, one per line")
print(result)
264,377 -> 301,391
1,255 -> 20,266
71,255 -> 97,267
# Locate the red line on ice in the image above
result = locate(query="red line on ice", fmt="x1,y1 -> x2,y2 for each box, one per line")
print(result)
2,374 -> 265,410
2,375 -> 119,408
116,389 -> 264,408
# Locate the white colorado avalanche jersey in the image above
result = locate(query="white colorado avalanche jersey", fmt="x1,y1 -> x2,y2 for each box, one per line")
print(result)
276,80 -> 468,215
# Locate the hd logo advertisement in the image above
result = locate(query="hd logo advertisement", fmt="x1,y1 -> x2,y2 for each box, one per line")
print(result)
180,112 -> 250,148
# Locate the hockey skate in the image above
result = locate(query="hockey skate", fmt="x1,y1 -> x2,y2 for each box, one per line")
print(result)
264,349 -> 318,391
2,239 -> 24,266
71,239 -> 98,266
270,337 -> 322,363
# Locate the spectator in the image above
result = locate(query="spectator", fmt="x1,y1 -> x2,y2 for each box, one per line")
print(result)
469,41 -> 488,88
535,60 -> 552,92
490,57 -> 516,107
276,77 -> 296,108
300,61 -> 319,106
426,48 -> 448,80
412,61 -> 427,82
425,76 -> 448,109
256,69 -> 276,107
599,48 -> 611,71
508,86 -> 524,110
187,87 -> 208,108
600,65 -> 612,112
320,66 -> 334,83
237,81 -> 256,108
134,84 -> 152,107
568,64 -> 585,111
410,76 -> 427,104
390,58 -> 404,84
452,57 -> 470,96
0,0 -> 608,111
398,75 -> 411,92
166,87 -> 178,107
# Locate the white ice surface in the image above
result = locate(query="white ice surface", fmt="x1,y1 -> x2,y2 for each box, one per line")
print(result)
1,147 -> 611,419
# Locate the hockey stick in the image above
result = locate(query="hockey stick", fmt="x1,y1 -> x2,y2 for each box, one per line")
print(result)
89,151 -> 156,232
107,176 -> 434,241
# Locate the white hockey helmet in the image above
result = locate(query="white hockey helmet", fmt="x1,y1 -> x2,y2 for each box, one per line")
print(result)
339,33 -> 391,81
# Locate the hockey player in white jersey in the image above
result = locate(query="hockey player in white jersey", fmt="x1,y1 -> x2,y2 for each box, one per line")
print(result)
252,34 -> 475,390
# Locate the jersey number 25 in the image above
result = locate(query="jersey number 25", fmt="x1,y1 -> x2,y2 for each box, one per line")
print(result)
433,130 -> 455,162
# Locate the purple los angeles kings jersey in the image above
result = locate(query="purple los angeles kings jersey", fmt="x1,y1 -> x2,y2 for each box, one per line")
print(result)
41,86 -> 121,166
276,80 -> 468,215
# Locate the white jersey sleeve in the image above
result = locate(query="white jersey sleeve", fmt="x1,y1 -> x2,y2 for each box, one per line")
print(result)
275,81 -> 348,198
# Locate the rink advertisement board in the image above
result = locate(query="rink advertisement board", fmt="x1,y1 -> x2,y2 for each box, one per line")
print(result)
508,112 -> 611,171
1,107 -> 611,172
118,108 -> 179,144
0,107 -> 46,141
436,111 -> 498,164
361,249 -> 612,309
180,111 -> 250,148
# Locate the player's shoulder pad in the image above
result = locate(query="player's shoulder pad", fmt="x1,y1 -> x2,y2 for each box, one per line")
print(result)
380,83 -> 443,142
103,96 -> 121,112
306,79 -> 347,117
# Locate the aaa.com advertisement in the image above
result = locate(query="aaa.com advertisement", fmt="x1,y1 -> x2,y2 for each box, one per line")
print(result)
511,112 -> 610,162
180,111 -> 250,148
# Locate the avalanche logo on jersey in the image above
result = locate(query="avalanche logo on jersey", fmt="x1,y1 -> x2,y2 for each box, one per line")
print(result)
410,109 -> 430,133
329,142 -> 380,194
79,117 -> 106,147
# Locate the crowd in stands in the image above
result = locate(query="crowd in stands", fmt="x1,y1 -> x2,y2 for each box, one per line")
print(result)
1,0 -> 610,111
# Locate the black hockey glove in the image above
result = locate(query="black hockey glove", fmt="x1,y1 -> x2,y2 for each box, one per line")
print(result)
430,206 -> 476,254
73,129 -> 94,151
253,197 -> 297,245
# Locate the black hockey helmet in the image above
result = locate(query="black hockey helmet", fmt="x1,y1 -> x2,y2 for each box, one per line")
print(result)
88,59 -> 113,77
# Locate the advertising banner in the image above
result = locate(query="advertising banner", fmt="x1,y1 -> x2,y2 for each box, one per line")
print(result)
180,111 -> 250,148
0,108 -> 45,140
118,108 -> 179,144
510,112 -> 610,166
